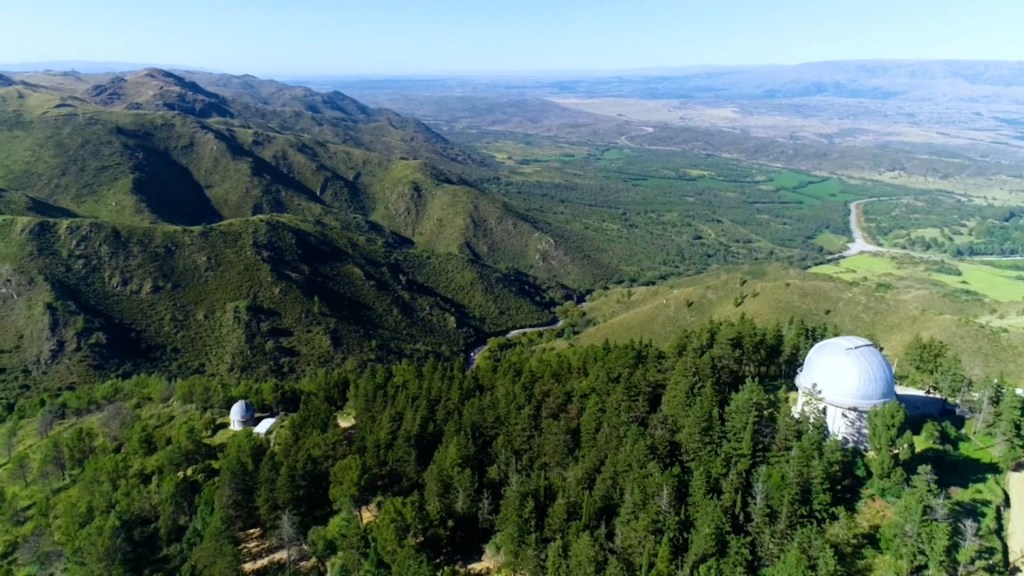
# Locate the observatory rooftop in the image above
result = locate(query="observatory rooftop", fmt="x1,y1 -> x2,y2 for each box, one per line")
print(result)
795,336 -> 896,411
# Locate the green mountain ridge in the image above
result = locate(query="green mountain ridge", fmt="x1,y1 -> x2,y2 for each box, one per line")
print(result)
0,72 -> 595,280
0,69 -> 603,397
81,68 -> 235,118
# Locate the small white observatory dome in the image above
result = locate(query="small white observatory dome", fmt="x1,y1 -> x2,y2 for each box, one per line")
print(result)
795,336 -> 896,411
229,399 -> 256,430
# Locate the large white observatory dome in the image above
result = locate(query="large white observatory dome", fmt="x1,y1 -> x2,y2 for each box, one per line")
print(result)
795,336 -> 895,410
229,400 -> 256,430
230,400 -> 255,422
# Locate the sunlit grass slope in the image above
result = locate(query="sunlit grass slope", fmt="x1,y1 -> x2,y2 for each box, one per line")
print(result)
572,263 -> 1024,379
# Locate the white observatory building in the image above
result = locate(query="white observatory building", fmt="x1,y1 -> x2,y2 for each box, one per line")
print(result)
229,399 -> 256,431
794,336 -> 896,448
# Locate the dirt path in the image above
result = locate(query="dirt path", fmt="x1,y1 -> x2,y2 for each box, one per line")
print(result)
1007,471 -> 1024,571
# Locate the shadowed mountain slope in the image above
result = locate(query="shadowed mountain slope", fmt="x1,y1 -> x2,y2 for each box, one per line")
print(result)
0,214 -> 557,402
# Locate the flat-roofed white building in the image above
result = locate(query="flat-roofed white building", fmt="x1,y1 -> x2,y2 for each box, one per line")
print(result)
253,417 -> 278,437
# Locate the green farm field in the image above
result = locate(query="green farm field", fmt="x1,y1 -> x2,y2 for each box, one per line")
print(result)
813,231 -> 852,252
769,172 -> 862,204
812,253 -> 1024,302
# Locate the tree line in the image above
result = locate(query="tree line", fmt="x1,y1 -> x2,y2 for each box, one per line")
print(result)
0,317 -> 1016,574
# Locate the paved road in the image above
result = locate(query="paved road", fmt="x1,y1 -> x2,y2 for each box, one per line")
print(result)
616,136 -> 904,262
619,127 -> 1024,264
838,198 -> 901,258
837,197 -> 1024,261
618,126 -> 654,148
616,136 -> 914,262
466,319 -> 564,370
618,126 -> 681,151
1007,471 -> 1024,571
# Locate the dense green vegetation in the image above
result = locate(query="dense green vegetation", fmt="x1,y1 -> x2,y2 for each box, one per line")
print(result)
0,74 -> 587,284
0,71 -> 602,396
0,214 -> 563,406
865,197 -> 1024,256
471,139 -> 904,283
0,318 -> 1013,575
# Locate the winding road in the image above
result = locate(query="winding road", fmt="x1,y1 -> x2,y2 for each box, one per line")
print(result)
838,198 -> 898,258
466,319 -> 564,370
618,126 -> 681,151
464,199 -> 889,368
616,130 -> 912,260
617,129 -> 895,260
618,126 -> 654,148
617,124 -> 1021,261
615,127 -> 1009,262
837,198 -> 1024,261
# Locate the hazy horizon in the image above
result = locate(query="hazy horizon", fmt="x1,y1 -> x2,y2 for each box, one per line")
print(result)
8,57 -> 1024,81
4,0 -> 1024,76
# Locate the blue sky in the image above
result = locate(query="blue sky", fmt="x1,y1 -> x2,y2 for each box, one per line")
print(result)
2,0 -> 1022,76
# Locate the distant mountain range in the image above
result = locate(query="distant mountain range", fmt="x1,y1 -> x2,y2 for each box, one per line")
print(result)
299,60 -> 1024,103
0,61 -> 221,73
10,60 -> 1024,102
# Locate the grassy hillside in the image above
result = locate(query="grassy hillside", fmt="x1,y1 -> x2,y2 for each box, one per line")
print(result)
568,262 -> 1024,379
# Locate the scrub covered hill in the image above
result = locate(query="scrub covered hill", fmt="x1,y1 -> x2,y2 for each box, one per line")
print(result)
0,69 -> 597,400
0,215 -> 554,402
0,69 -> 584,282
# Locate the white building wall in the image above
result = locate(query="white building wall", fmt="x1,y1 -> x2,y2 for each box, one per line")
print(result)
824,404 -> 870,449
795,390 -> 871,449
